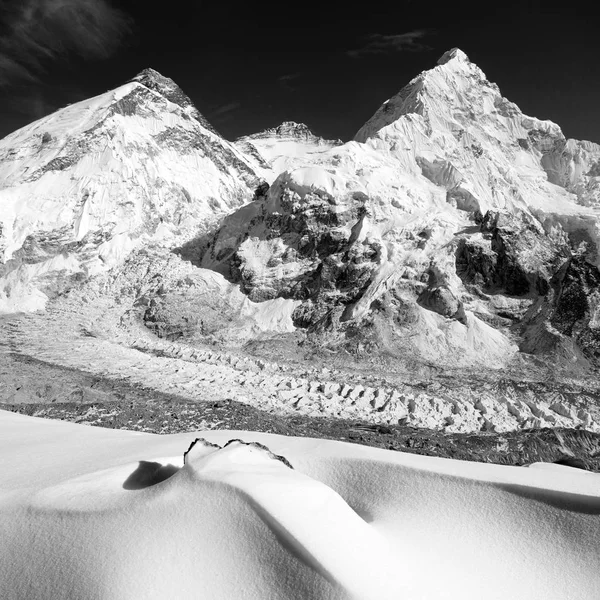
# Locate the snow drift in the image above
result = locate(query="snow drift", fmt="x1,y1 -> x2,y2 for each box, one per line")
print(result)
1,409 -> 600,599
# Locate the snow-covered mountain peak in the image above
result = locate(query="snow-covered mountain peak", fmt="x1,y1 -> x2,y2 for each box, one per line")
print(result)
243,121 -> 341,145
235,121 -> 342,183
354,48 -> 494,141
436,47 -> 470,65
266,121 -> 315,139
130,67 -> 218,134
353,48 -> 600,214
0,70 -> 260,312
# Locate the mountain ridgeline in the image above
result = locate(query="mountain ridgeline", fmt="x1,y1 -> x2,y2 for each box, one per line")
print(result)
2,48 -> 600,385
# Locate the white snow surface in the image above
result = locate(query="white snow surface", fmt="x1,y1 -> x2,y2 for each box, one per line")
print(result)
1,409 -> 600,599
235,121 -> 342,183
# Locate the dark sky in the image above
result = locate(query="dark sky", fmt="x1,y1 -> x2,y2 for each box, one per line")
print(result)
1,0 -> 599,144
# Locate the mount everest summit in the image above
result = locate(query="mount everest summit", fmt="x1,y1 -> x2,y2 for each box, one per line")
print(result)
2,48 -> 600,399
0,68 -> 260,312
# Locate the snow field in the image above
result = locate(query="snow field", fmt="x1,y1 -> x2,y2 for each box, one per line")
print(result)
1,410 -> 600,599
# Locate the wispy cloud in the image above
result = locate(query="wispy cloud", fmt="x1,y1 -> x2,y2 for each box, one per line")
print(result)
0,0 -> 132,86
347,29 -> 434,58
207,101 -> 242,125
8,81 -> 87,119
209,101 -> 242,119
278,72 -> 302,90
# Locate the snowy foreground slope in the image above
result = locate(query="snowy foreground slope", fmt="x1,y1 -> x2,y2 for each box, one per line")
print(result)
1,410 -> 600,600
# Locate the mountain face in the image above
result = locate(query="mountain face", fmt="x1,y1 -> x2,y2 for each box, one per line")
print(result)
3,50 -> 600,435
199,48 -> 600,373
0,69 -> 260,312
235,121 -> 342,183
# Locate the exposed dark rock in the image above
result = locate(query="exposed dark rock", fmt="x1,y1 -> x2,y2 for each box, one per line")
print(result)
455,238 -> 497,288
479,210 -> 569,296
551,257 -> 600,360
519,255 -> 600,367
203,189 -> 379,327
418,286 -> 464,320
253,181 -> 270,202
132,68 -> 220,135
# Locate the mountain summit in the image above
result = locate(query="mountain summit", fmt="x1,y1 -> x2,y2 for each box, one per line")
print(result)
130,68 -> 220,134
235,121 -> 342,182
246,121 -> 338,143
0,69 -> 259,311
436,47 -> 470,65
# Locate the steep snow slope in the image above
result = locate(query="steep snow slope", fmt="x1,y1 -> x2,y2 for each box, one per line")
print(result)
355,48 -> 600,219
1,410 -> 600,600
0,69 -> 260,312
200,49 -> 600,371
235,121 -> 342,182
